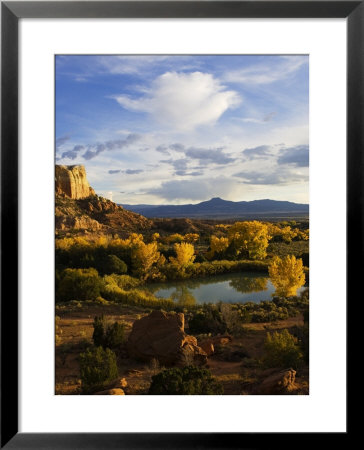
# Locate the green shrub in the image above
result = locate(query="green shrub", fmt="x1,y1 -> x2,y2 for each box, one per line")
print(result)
300,325 -> 309,364
188,305 -> 227,335
194,253 -> 207,263
56,268 -> 102,302
159,259 -> 268,282
291,324 -> 309,365
92,316 -> 105,347
148,366 -> 224,395
104,322 -> 125,349
104,274 -> 141,290
92,315 -> 125,350
263,329 -> 303,369
79,346 -> 118,393
303,308 -> 309,324
104,255 -> 128,275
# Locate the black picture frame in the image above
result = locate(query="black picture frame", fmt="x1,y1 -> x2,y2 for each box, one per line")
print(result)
1,1 -> 357,448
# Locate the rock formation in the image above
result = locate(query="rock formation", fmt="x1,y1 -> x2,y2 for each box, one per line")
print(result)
93,378 -> 128,395
94,388 -> 125,395
55,165 -> 95,199
253,368 -> 297,394
55,164 -> 152,234
199,341 -> 215,357
55,214 -> 103,231
127,310 -> 207,367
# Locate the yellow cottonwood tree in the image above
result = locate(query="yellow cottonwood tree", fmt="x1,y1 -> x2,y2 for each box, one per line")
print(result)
268,255 -> 305,297
169,242 -> 195,274
228,221 -> 270,260
165,233 -> 184,244
131,241 -> 161,281
208,235 -> 229,259
280,226 -> 298,243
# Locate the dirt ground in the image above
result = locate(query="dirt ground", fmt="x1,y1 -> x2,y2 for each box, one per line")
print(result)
55,303 -> 309,395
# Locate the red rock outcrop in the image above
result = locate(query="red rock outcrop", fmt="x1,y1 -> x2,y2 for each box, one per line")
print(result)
94,388 -> 125,395
127,310 -> 207,366
55,165 -> 96,199
253,369 -> 297,394
55,214 -> 103,231
199,341 -> 215,356
55,165 -> 152,234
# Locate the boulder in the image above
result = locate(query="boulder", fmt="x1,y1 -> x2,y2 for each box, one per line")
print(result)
198,335 -> 232,355
127,310 -> 207,366
101,378 -> 128,391
119,378 -> 128,389
253,369 -> 297,394
55,214 -> 103,231
199,341 -> 215,356
177,343 -> 209,367
94,388 -> 125,395
212,335 -> 232,346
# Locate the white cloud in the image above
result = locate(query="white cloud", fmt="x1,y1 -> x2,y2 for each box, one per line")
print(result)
148,177 -> 242,202
98,55 -> 172,75
224,56 -> 307,85
97,55 -> 200,76
114,71 -> 240,131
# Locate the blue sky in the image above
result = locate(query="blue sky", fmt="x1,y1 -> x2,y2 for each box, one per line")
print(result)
56,55 -> 309,204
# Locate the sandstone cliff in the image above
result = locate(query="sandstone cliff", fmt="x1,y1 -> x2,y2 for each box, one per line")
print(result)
55,164 -> 152,235
55,165 -> 96,199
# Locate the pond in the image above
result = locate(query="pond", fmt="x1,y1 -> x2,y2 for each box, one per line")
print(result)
144,272 -> 306,306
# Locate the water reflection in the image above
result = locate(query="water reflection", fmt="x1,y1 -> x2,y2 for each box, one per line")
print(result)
229,276 -> 268,294
143,272 -> 303,304
170,286 -> 196,307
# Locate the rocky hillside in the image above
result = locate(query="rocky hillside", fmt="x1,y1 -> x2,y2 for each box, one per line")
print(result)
55,165 -> 152,235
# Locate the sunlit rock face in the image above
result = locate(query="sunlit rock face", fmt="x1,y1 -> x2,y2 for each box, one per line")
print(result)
55,165 -> 96,199
127,310 -> 208,367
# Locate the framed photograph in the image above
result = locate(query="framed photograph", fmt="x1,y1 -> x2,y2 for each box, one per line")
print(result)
1,1 -> 356,447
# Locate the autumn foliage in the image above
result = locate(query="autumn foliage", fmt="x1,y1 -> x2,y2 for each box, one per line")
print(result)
131,241 -> 164,281
268,255 -> 305,297
169,242 -> 196,274
228,221 -> 270,260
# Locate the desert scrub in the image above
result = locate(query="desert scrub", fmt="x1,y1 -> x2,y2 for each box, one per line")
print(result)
187,304 -> 227,335
290,324 -> 309,365
220,303 -> 244,336
233,290 -> 309,323
263,329 -> 303,369
79,346 -> 118,393
186,292 -> 308,332
149,366 -> 224,395
92,315 -> 125,350
55,316 -> 62,345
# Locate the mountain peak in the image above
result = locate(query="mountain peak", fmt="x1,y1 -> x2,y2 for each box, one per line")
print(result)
208,197 -> 224,203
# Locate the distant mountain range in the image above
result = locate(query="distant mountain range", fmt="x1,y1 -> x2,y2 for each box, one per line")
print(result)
121,198 -> 309,219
